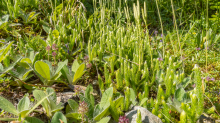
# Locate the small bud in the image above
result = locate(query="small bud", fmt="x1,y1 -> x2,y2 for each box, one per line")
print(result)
52,52 -> 57,57
118,115 -> 129,123
86,63 -> 92,68
46,45 -> 51,51
158,58 -> 163,61
196,47 -> 201,50
78,101 -> 88,115
206,76 -> 211,81
158,114 -> 162,119
180,111 -> 186,123
210,78 -> 215,81
52,44 -> 58,50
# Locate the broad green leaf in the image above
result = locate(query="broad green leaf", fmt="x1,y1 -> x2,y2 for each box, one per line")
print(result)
43,60 -> 53,74
50,72 -> 62,81
17,95 -> 30,113
20,110 -> 29,119
0,41 -> 14,63
130,88 -> 137,105
25,117 -> 44,123
68,99 -> 79,112
51,112 -> 67,123
12,66 -> 32,80
55,3 -> 63,12
33,89 -> 51,117
85,84 -> 93,99
109,98 -> 119,121
34,61 -> 50,80
55,59 -> 68,75
73,63 -> 85,84
100,87 -> 113,109
46,88 -> 56,103
71,60 -> 80,73
65,112 -> 81,119
26,48 -> 35,62
25,90 -> 54,118
178,77 -> 191,89
0,118 -> 17,121
0,63 -> 3,71
42,25 -> 50,34
61,65 -> 73,84
1,15 -> 9,23
94,104 -> 110,121
46,88 -> 63,112
38,38 -> 47,47
114,96 -> 124,108
96,117 -> 111,123
85,84 -> 95,107
65,104 -> 73,114
33,52 -> 40,64
0,96 -> 18,116
139,98 -> 148,106
23,84 -> 36,90
26,62 -> 46,85
28,12 -> 40,22
2,56 -> 22,74
51,102 -> 63,113
167,98 -> 183,113
174,88 -> 186,102
22,69 -> 32,80
3,55 -> 10,67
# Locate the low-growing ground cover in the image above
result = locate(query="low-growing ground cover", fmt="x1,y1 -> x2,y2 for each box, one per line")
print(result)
0,0 -> 220,122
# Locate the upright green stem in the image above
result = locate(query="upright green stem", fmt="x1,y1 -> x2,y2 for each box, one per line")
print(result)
171,0 -> 183,69
155,0 -> 164,58
205,0 -> 208,73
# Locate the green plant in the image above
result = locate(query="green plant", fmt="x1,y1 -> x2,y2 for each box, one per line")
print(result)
0,55 -> 22,77
66,86 -> 124,122
33,59 -> 68,86
0,90 -> 54,122
136,109 -> 142,123
24,111 -> 67,123
19,10 -> 40,24
33,88 -> 63,118
61,59 -> 86,85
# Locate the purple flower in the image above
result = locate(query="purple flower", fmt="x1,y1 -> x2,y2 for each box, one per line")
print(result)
84,55 -> 89,60
192,84 -> 196,88
158,58 -> 163,61
161,34 -> 163,37
160,40 -> 163,42
52,44 -> 58,50
196,47 -> 201,51
86,63 -> 92,68
65,44 -> 68,48
46,46 -> 51,51
206,76 -> 215,81
181,56 -> 186,60
78,101 -> 88,115
210,78 -> 215,81
206,76 -> 211,81
74,85 -> 82,95
52,52 -> 57,57
118,115 -> 129,123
